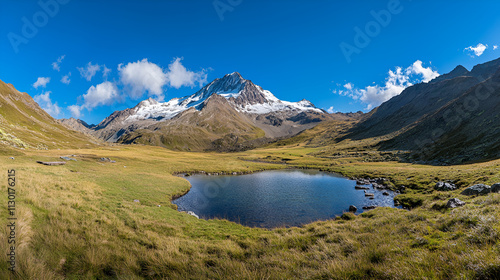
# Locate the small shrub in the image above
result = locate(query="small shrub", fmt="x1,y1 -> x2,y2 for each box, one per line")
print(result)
340,212 -> 356,220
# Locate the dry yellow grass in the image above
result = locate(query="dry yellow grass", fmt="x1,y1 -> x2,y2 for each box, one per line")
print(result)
0,144 -> 499,279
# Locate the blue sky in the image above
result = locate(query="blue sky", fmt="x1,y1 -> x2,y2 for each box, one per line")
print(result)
2,0 -> 500,124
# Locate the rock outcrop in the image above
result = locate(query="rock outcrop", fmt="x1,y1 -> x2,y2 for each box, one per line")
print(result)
461,184 -> 491,196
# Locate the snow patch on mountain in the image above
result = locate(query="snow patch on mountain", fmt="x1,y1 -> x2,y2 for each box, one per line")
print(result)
125,73 -> 322,122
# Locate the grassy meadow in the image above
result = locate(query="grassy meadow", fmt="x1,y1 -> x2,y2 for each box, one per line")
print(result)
0,144 -> 500,279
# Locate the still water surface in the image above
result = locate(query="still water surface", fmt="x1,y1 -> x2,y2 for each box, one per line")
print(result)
173,169 -> 397,228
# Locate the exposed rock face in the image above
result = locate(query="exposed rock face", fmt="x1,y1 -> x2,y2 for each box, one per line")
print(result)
59,117 -> 95,134
434,182 -> 457,191
261,115 -> 283,126
461,184 -> 491,196
447,198 -> 466,208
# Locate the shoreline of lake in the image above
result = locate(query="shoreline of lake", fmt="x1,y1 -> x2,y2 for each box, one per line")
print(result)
173,169 -> 399,228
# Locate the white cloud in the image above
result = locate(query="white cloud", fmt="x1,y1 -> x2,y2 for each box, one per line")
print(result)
165,57 -> 207,88
118,58 -> 208,101
77,62 -> 101,81
334,60 -> 439,110
33,77 -> 51,89
82,81 -> 119,109
326,106 -> 335,114
61,72 -> 71,85
68,81 -> 120,117
33,91 -> 61,117
68,105 -> 82,118
118,58 -> 168,100
407,60 -> 440,82
465,43 -> 488,57
70,58 -> 208,116
494,45 -> 498,50
52,55 -> 65,71
102,65 -> 111,79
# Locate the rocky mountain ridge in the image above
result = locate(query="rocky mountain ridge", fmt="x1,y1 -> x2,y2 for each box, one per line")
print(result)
349,57 -> 500,164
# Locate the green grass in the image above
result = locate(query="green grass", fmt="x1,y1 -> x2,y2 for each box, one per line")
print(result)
1,144 -> 500,279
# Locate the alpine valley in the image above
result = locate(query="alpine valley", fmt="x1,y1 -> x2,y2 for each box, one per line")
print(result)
3,58 -> 500,279
61,72 -> 359,151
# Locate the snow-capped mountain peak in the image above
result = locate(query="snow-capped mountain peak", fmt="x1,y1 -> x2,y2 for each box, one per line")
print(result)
124,73 -> 322,122
135,97 -> 159,108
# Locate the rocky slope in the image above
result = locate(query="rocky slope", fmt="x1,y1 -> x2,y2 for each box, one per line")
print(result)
349,57 -> 500,164
119,93 -> 266,151
382,66 -> 500,163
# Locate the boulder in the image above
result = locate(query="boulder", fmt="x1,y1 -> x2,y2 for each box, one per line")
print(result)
356,178 -> 370,185
100,157 -> 116,163
375,178 -> 387,184
447,198 -> 465,208
399,186 -> 406,193
434,181 -> 456,191
355,185 -> 370,190
460,184 -> 491,196
187,211 -> 199,219
382,191 -> 390,196
60,156 -> 77,161
349,205 -> 357,212
362,205 -> 377,210
491,183 -> 500,193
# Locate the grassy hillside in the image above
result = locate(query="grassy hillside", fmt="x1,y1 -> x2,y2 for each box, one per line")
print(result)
1,144 -> 500,279
0,79 -> 98,150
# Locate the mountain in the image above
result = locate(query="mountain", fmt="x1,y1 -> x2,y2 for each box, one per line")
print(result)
381,66 -> 500,163
58,117 -> 95,134
65,72 -> 355,151
0,79 -> 96,151
119,93 -> 266,151
349,75 -> 481,139
348,57 -> 500,164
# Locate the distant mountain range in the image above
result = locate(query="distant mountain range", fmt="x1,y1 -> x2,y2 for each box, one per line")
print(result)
61,72 -> 358,151
5,57 -> 500,164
